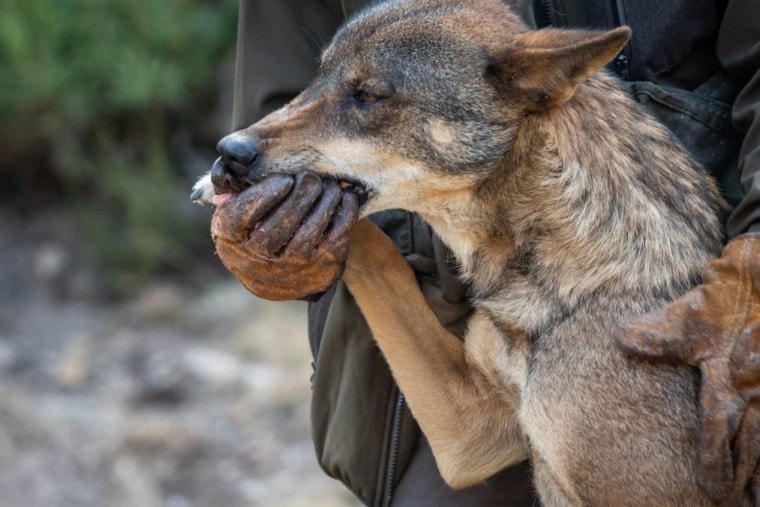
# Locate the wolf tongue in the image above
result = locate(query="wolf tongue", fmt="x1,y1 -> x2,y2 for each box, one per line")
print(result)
213,193 -> 233,207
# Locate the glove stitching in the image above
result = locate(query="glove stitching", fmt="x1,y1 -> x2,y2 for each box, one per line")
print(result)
729,239 -> 755,349
729,239 -> 760,396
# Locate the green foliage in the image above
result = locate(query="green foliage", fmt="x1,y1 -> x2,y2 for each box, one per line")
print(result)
0,0 -> 237,291
0,0 -> 235,122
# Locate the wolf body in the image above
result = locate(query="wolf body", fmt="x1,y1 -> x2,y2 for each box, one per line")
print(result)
196,0 -> 732,504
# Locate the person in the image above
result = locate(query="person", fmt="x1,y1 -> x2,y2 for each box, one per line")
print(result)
212,0 -> 760,504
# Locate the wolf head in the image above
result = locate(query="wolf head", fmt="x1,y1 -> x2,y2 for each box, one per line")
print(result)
196,0 -> 629,215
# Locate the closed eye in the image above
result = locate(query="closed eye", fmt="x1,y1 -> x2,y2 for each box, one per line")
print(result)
354,89 -> 380,104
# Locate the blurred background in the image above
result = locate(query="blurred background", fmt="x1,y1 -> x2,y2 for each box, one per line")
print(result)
0,1 -> 356,505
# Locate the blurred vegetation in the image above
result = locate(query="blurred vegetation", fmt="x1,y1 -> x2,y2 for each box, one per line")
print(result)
0,0 -> 237,291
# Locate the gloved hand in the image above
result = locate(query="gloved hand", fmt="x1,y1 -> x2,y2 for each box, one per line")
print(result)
615,233 -> 760,504
211,170 -> 359,301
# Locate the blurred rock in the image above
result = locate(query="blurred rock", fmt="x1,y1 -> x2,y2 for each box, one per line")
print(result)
0,341 -> 18,374
32,243 -> 69,282
166,493 -> 192,507
119,418 -> 205,461
231,301 -> 309,365
112,456 -> 163,507
128,348 -> 189,405
0,423 -> 14,468
188,280 -> 256,328
32,242 -> 75,300
131,283 -> 185,322
67,270 -> 98,301
53,332 -> 92,388
181,346 -> 243,388
241,363 -> 307,406
241,363 -> 283,394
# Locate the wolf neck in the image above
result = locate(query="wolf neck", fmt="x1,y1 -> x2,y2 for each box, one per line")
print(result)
420,74 -> 724,331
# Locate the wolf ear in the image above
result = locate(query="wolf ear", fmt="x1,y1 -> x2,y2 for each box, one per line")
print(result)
498,27 -> 631,111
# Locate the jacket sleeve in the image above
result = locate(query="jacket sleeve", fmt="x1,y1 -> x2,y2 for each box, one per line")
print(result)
717,0 -> 760,237
231,0 -> 344,130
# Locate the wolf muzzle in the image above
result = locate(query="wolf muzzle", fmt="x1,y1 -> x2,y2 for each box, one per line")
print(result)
210,133 -> 262,195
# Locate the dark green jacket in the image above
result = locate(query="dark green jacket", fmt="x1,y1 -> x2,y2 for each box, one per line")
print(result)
232,0 -> 760,505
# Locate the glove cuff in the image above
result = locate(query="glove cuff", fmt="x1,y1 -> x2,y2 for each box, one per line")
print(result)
731,232 -> 760,243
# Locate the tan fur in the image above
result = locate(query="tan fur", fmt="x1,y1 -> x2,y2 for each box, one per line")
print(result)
344,220 -> 528,488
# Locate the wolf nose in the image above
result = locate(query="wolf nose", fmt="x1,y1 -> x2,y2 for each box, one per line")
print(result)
217,134 -> 260,176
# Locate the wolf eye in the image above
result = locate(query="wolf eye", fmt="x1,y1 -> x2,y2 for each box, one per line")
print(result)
354,89 -> 379,104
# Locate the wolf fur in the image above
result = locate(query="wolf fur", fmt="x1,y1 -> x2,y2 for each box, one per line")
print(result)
196,0 -> 732,503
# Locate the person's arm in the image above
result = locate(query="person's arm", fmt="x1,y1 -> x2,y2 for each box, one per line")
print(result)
616,1 -> 760,503
720,0 -> 760,237
232,0 -> 344,129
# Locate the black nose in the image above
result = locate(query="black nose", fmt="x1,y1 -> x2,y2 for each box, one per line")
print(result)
216,134 -> 260,176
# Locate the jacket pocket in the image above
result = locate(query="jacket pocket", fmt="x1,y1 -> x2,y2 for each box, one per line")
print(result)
308,210 -> 419,506
307,209 -> 473,505
621,75 -> 743,207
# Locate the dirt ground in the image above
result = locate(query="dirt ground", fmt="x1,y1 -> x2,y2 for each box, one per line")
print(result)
0,208 -> 359,507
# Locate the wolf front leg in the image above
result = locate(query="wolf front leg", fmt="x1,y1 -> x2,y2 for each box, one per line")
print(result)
342,219 -> 528,488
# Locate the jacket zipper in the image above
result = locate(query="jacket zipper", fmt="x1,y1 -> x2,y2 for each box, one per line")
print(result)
541,0 -> 632,79
614,53 -> 630,80
383,392 -> 405,506
542,0 -> 566,27
610,0 -> 632,80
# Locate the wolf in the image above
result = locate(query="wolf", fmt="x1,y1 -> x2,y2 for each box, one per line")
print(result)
194,0 -> 733,504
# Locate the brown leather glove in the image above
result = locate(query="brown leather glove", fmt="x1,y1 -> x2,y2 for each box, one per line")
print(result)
615,233 -> 760,504
211,170 -> 359,301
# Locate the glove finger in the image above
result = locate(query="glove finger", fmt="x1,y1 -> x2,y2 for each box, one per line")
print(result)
732,324 -> 760,504
731,322 -> 760,394
614,290 -> 703,363
286,180 -> 343,257
322,191 -> 359,247
696,359 -> 745,501
212,175 -> 294,242
731,403 -> 760,503
250,170 -> 323,255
